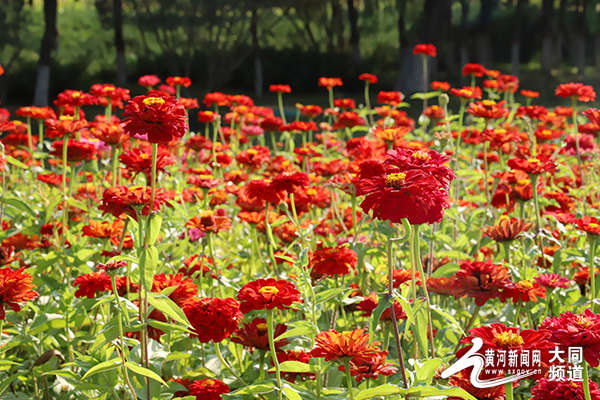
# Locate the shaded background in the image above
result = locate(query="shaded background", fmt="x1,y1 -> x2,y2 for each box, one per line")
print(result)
1,0 -> 600,109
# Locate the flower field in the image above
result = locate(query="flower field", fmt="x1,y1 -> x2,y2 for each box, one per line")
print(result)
1,48 -> 600,400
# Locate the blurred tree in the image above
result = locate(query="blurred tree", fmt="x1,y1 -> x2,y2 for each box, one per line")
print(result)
347,0 -> 361,63
0,0 -> 29,101
540,0 -> 555,72
33,0 -> 57,106
95,0 -> 127,85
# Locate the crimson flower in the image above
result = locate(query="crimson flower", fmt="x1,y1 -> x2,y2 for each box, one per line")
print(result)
431,81 -> 450,91
534,273 -> 570,290
555,83 -> 596,102
357,292 -> 406,321
138,75 -> 160,88
0,267 -> 39,320
377,91 -> 403,106
413,43 -> 436,57
269,84 -> 291,93
318,77 -> 343,89
152,273 -> 198,308
521,90 -> 540,98
309,246 -> 357,278
507,155 -> 557,175
483,216 -> 532,242
462,63 -> 487,77
540,308 -> 600,367
273,351 -> 315,382
237,278 -> 302,313
501,280 -> 546,304
73,272 -> 115,299
188,378 -> 230,400
184,297 -> 243,343
54,90 -> 98,108
45,116 -> 88,139
575,216 -> 600,236
82,220 -> 124,239
358,73 -> 378,84
231,317 -> 288,352
450,86 -> 482,99
384,148 -> 456,188
531,378 -> 600,400
244,179 -> 285,205
466,100 -> 508,119
122,95 -> 188,143
453,261 -> 513,306
50,140 -> 98,162
166,76 -> 191,87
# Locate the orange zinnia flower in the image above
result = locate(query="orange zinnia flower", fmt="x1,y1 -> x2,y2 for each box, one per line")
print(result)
311,328 -> 381,364
466,100 -> 508,119
186,211 -> 231,233
82,219 -> 124,239
318,77 -> 343,89
555,83 -> 596,102
237,278 -> 302,313
575,216 -> 600,236
166,76 -> 192,87
0,267 -> 39,320
482,216 -> 532,242
45,116 -> 88,139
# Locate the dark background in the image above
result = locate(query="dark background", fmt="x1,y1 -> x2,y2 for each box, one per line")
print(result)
1,0 -> 600,109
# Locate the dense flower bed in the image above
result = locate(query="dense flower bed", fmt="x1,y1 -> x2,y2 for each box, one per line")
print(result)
0,45 -> 599,400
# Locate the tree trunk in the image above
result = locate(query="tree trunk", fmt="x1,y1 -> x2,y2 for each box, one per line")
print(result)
347,0 -> 361,63
459,0 -> 470,85
540,0 -> 554,72
114,0 -> 127,86
511,0 -> 525,76
574,0 -> 587,75
251,8 -> 263,98
476,0 -> 495,67
33,0 -> 57,106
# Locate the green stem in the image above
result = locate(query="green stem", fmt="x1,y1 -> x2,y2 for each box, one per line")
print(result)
572,97 -> 585,185
364,82 -> 374,126
61,134 -> 70,249
343,358 -> 355,400
258,350 -> 266,381
513,302 -> 522,326
38,119 -> 44,151
214,341 -> 248,386
583,361 -> 593,400
590,239 -> 597,301
278,92 -> 287,125
422,54 -> 428,111
111,145 -> 119,187
110,276 -> 136,400
267,309 -> 283,400
412,224 -> 436,358
105,98 -> 112,121
265,203 -> 280,277
505,381 -> 513,400
206,233 -> 224,298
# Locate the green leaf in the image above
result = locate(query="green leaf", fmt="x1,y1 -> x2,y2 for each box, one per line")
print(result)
139,246 -> 158,291
275,327 -> 316,341
315,287 -> 349,304
394,294 -> 415,324
431,305 -> 465,336
410,91 -> 442,100
1,197 -> 36,218
283,386 -> 302,400
369,293 -> 390,339
0,372 -> 26,395
415,358 -> 442,384
414,303 -> 429,358
108,254 -> 138,264
89,324 -> 120,352
356,384 -> 401,400
146,212 -> 162,246
67,197 -> 88,212
406,386 -> 477,400
125,361 -> 167,385
5,155 -> 28,169
82,359 -> 121,380
147,292 -> 191,328
148,319 -> 193,334
228,384 -> 276,395
268,361 -> 320,374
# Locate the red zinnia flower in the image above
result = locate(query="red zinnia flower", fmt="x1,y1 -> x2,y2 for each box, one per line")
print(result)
90,84 -> 131,108
413,43 -> 436,57
384,148 -> 456,188
166,76 -> 192,87
377,91 -> 403,106
310,246 -> 357,278
575,216 -> 600,236
0,267 -> 39,320
188,378 -> 230,400
99,185 -> 169,219
269,84 -> 291,93
501,280 -> 546,303
50,140 -> 98,162
466,100 -> 508,119
311,328 -> 381,364
540,308 -> 600,367
357,292 -> 406,321
270,171 -> 310,193
300,105 -> 323,119
431,81 -> 451,91
119,146 -> 174,179
521,90 -> 540,99
358,73 -> 378,84
45,116 -> 88,139
462,63 -> 486,77
89,122 -> 129,145
354,161 -> 450,225
54,90 -> 98,108
450,86 -> 482,99
426,276 -> 457,296
531,377 -> 600,400
231,317 -> 288,352
186,210 -> 232,233
73,271 -> 115,299
482,216 -> 532,242
535,273 -> 570,289
318,77 -> 343,89
453,260 -> 513,306
122,95 -> 188,144
555,83 -> 596,102
507,155 -> 557,175
138,75 -> 160,88
184,297 -> 243,343
152,273 -> 198,308
339,350 -> 397,382
334,98 -> 356,109
237,278 -> 302,313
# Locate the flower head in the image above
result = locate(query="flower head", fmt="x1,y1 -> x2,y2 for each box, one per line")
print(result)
0,267 -> 38,320
231,317 -> 288,352
453,261 -> 513,306
73,272 -> 115,299
184,297 -> 243,343
237,278 -> 302,313
311,328 -> 381,364
310,246 -> 357,278
185,211 -> 232,233
575,216 -> 600,237
269,84 -> 291,93
82,220 -> 124,239
138,75 -> 160,88
189,378 -> 230,400
358,73 -> 378,84
531,377 -> 600,400
555,83 -> 596,102
413,44 -> 436,57
318,77 -> 343,89
122,95 -> 188,143
483,216 -> 532,242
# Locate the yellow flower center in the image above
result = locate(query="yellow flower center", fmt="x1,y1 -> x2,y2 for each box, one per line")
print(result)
576,316 -> 593,328
142,97 -> 165,106
385,172 -> 407,187
140,153 -> 149,159
59,115 -> 74,121
498,215 -> 510,222
199,210 -> 215,218
105,87 -> 115,91
482,100 -> 496,106
518,280 -> 533,290
541,130 -> 553,136
306,188 -> 317,196
203,379 -> 216,386
256,323 -> 268,331
198,174 -> 214,179
516,179 -> 529,185
247,149 -> 258,155
71,92 -> 81,98
495,129 -> 507,134
259,286 -> 279,295
412,151 -> 431,161
589,223 -> 599,228
527,158 -> 541,164
493,331 -> 524,347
